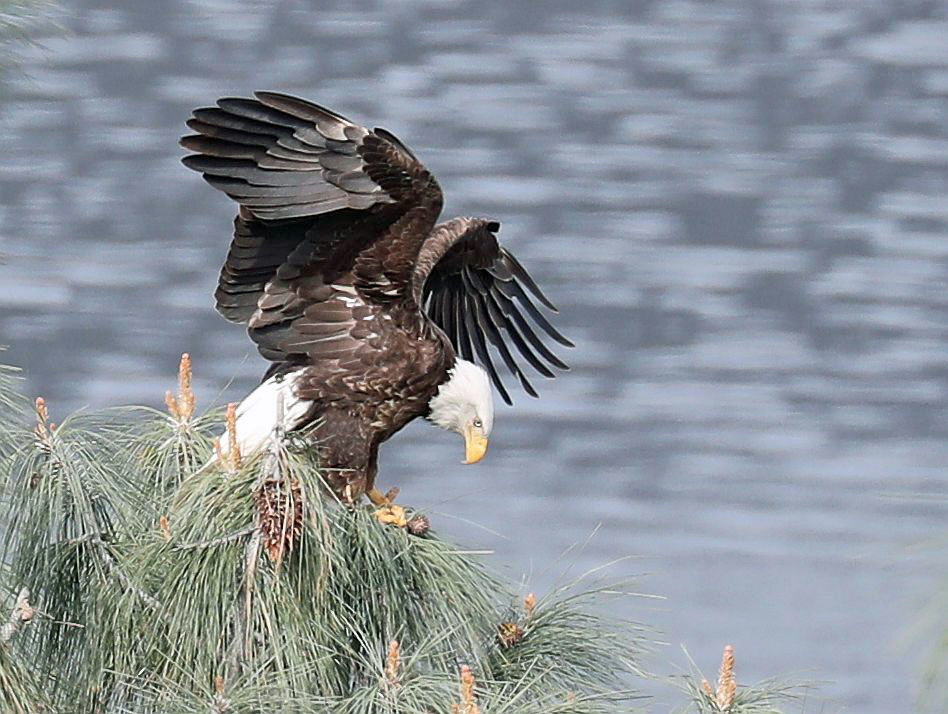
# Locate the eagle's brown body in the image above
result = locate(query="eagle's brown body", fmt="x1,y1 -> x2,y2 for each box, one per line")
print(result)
240,208 -> 464,498
182,93 -> 570,500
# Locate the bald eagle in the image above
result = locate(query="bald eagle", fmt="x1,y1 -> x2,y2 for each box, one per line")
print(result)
181,92 -> 571,506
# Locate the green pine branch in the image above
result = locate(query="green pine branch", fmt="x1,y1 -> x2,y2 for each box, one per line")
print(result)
0,356 -> 650,713
0,353 -> 825,712
669,645 -> 812,714
0,0 -> 56,76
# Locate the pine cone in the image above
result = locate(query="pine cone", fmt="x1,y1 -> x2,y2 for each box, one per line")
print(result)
255,477 -> 303,563
406,513 -> 430,536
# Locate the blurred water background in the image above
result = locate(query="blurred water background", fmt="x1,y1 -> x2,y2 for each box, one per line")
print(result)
2,0 -> 947,711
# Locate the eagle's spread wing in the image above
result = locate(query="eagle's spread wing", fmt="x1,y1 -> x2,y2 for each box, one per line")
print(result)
181,93 -> 445,369
415,218 -> 572,404
181,91 -> 434,221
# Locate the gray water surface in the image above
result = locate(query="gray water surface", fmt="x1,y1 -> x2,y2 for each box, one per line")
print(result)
2,1 -> 947,711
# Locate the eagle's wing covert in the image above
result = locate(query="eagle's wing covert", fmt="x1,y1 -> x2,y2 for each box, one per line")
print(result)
240,211 -> 389,365
415,218 -> 573,404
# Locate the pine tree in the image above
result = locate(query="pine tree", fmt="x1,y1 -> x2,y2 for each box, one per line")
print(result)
0,356 -> 651,713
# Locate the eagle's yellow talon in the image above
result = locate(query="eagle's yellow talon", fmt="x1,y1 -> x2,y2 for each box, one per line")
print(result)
374,503 -> 408,528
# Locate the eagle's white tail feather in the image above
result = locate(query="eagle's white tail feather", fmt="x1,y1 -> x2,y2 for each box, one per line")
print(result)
202,370 -> 311,471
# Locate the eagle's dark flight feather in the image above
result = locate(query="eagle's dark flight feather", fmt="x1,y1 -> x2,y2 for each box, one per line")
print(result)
413,218 -> 571,404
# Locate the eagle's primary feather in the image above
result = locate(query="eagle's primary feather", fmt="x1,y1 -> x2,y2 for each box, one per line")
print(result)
182,92 -> 571,500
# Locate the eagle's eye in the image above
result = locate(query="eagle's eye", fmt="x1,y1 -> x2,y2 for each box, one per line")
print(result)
473,418 -> 482,428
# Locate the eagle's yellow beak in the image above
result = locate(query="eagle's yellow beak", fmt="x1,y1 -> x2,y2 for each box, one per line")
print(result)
463,424 -> 489,464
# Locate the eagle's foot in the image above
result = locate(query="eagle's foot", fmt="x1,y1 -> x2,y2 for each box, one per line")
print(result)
367,487 -> 399,506
373,503 -> 408,528
368,487 -> 428,534
369,486 -> 407,527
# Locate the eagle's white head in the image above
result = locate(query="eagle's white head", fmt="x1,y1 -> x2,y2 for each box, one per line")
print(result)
427,359 -> 494,464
